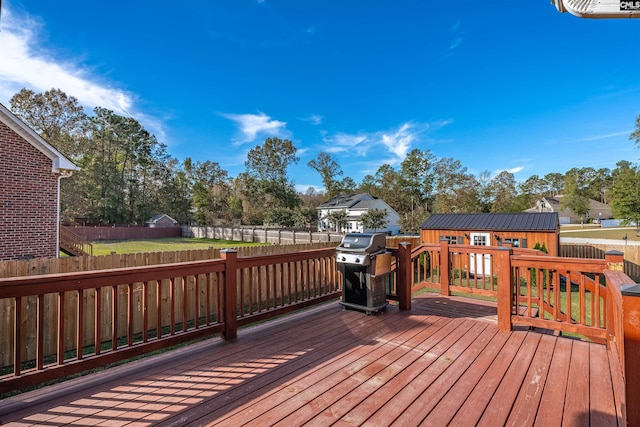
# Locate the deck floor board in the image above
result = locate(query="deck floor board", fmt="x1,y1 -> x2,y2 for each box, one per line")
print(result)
0,293 -> 624,427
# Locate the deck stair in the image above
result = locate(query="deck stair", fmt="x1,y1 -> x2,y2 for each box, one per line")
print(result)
59,226 -> 93,256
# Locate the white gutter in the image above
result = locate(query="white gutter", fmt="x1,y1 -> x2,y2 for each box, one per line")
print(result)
552,0 -> 640,18
56,170 -> 74,258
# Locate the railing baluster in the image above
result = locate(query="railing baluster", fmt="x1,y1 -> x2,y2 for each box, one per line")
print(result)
14,296 -> 22,376
205,273 -> 211,325
95,287 -> 101,355
128,283 -> 134,346
595,272 -> 601,328
566,270 -> 572,324
239,269 -> 245,316
248,267 -> 254,315
194,275 -> 200,329
182,276 -> 188,333
77,289 -> 84,360
143,281 -> 149,342
57,292 -> 64,365
112,285 -> 118,351
156,279 -> 163,339
257,266 -> 263,312
170,277 -> 176,335
38,294 -> 46,369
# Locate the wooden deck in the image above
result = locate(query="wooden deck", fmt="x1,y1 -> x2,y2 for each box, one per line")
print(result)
0,293 -> 624,426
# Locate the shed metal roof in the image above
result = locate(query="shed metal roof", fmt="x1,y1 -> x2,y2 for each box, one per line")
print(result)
420,212 -> 559,232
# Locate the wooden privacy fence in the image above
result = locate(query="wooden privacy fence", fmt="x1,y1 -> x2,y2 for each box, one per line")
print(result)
561,239 -> 640,282
0,242 -> 338,279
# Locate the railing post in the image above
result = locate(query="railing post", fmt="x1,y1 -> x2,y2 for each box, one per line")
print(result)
439,238 -> 450,296
496,247 -> 513,332
221,249 -> 238,341
620,283 -> 640,426
605,250 -> 625,272
397,242 -> 412,311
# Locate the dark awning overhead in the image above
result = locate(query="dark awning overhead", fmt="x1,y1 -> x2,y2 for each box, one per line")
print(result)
420,212 -> 559,232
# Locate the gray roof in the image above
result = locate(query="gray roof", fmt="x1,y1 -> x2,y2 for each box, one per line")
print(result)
316,193 -> 374,209
421,212 -> 559,232
147,214 -> 178,224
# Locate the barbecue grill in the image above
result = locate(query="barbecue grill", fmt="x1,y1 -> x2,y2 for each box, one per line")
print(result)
336,233 -> 391,314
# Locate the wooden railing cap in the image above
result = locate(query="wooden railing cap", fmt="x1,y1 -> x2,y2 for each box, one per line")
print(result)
621,283 -> 640,296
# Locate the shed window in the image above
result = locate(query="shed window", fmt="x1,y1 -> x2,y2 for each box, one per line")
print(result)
442,235 -> 462,244
502,238 -> 527,248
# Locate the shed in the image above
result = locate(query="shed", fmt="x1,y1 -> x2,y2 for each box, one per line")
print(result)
420,212 -> 559,256
146,214 -> 179,228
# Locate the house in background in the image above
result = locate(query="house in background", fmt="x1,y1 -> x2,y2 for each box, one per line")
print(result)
316,193 -> 401,235
146,214 -> 179,228
420,212 -> 560,256
0,103 -> 78,260
524,195 -> 612,224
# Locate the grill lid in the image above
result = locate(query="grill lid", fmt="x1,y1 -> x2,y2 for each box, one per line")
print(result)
337,233 -> 386,253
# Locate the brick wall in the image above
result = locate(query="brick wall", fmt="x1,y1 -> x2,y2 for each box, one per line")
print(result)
0,121 -> 60,260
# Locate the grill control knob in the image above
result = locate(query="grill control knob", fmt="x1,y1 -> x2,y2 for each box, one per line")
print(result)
341,256 -> 346,262
355,258 -> 360,263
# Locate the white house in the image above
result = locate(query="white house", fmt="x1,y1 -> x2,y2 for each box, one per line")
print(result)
316,193 -> 401,235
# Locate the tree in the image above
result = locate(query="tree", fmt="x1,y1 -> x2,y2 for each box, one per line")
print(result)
9,88 -> 86,158
476,170 -> 493,213
324,210 -> 348,232
518,174 -> 547,210
360,209 -> 389,232
609,161 -> 640,233
398,149 -> 436,214
80,107 -> 169,224
543,172 -> 564,196
185,158 -> 231,225
398,207 -> 430,235
562,167 -> 592,223
244,137 -> 301,223
631,113 -> 640,147
487,171 -> 518,212
307,152 -> 343,199
293,206 -> 318,230
10,88 -> 89,222
433,158 -> 480,213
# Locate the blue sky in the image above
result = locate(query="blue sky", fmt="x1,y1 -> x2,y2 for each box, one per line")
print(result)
0,1 -> 638,193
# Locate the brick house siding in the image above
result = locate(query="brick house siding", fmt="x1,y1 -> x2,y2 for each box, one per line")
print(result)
0,104 -> 78,261
0,121 -> 59,259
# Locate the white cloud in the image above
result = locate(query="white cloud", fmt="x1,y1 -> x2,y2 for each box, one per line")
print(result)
491,166 -> 525,176
322,133 -> 368,154
300,114 -> 323,125
0,7 -> 167,141
221,111 -> 288,144
0,8 -> 132,115
380,123 -> 415,160
320,121 -> 449,171
574,130 -> 630,142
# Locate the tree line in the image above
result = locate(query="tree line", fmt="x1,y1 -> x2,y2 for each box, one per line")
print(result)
9,88 -> 640,233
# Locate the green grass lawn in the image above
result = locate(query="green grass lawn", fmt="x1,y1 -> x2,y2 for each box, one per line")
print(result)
91,237 -> 267,256
559,226 -> 638,241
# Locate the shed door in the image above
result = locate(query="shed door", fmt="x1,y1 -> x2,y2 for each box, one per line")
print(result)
469,233 -> 491,276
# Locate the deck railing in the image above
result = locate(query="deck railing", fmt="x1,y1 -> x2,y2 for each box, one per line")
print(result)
2,240 -> 638,423
0,247 -> 340,393
406,241 -> 639,425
